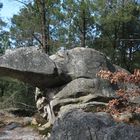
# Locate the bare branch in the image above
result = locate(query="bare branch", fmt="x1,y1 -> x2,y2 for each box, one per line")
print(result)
32,33 -> 43,47
14,0 -> 29,7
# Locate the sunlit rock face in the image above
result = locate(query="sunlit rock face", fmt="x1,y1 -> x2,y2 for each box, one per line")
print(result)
0,47 -> 70,89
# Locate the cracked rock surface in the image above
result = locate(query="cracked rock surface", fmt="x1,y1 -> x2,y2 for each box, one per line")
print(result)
50,109 -> 140,140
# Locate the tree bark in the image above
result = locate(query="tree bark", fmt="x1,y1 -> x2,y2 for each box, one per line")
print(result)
36,0 -> 49,53
40,0 -> 49,53
81,9 -> 86,48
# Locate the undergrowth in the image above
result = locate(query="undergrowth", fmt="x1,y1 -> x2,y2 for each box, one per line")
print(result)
97,69 -> 140,123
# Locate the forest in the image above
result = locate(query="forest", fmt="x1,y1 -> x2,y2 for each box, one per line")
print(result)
0,0 -> 140,111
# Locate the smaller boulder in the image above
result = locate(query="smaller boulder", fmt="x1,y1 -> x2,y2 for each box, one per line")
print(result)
50,109 -> 140,140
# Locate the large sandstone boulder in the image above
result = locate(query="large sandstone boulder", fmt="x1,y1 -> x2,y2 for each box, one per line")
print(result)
53,78 -> 115,100
51,78 -> 115,116
0,47 -> 71,89
50,109 -> 140,140
50,47 -> 116,79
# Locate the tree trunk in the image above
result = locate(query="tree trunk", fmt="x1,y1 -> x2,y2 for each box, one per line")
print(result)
40,0 -> 49,54
35,0 -> 49,54
81,9 -> 86,48
121,0 -> 127,69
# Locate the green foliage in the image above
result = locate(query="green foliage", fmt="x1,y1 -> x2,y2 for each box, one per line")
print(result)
61,0 -> 95,48
0,78 -> 35,110
10,3 -> 41,47
0,2 -> 36,111
93,0 -> 140,71
10,1 -> 63,52
0,4 -> 11,54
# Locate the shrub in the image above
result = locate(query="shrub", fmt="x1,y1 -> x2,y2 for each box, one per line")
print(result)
97,69 -> 140,115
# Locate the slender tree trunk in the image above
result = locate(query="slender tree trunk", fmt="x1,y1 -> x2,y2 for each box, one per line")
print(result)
46,15 -> 50,53
121,23 -> 127,67
121,0 -> 127,68
35,0 -> 49,53
81,9 -> 86,48
112,24 -> 118,63
40,0 -> 49,54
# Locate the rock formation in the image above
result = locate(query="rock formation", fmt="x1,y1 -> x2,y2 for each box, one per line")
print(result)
50,109 -> 140,140
0,47 -> 139,140
0,47 -> 69,89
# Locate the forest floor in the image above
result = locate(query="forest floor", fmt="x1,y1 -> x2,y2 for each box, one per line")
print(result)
0,110 -> 47,140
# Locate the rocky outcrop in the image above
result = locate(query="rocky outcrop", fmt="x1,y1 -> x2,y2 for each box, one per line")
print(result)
0,47 -> 117,89
0,47 -> 139,139
0,47 -> 128,118
34,47 -> 120,124
50,109 -> 140,140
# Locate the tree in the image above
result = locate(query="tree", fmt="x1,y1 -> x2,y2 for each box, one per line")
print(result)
0,2 -> 36,111
62,0 -> 95,48
93,0 -> 140,71
10,0 -> 62,54
0,78 -> 35,110
0,3 -> 11,54
10,2 -> 41,48
35,0 -> 48,53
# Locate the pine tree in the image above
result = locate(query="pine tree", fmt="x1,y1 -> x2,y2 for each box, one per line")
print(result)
61,0 -> 95,48
93,0 -> 140,71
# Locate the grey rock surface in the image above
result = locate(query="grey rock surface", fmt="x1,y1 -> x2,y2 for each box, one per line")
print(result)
53,78 -> 115,100
0,47 -> 54,74
51,47 -> 116,79
50,109 -> 140,140
0,47 -> 70,89
0,47 -> 118,90
51,78 -> 115,115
